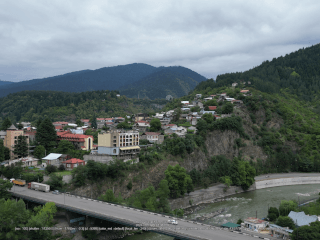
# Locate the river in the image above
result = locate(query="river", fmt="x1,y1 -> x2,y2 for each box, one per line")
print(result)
122,184 -> 320,240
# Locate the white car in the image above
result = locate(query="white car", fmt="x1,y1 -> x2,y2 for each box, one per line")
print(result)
168,219 -> 178,225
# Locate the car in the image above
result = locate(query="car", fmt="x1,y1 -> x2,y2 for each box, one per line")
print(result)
168,219 -> 178,225
52,190 -> 60,194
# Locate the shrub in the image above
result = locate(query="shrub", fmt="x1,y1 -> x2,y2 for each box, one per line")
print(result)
127,180 -> 133,190
58,164 -> 65,171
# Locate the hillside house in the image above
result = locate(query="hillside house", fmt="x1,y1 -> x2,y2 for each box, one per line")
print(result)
61,158 -> 86,170
200,109 -> 216,115
225,98 -> 235,102
134,121 -> 150,132
114,117 -> 125,123
133,113 -> 149,122
181,101 -> 189,106
155,113 -> 164,119
203,97 -> 213,101
195,94 -> 202,98
232,83 -> 238,87
240,90 -> 250,94
81,119 -> 91,127
53,122 -> 69,127
140,132 -> 164,144
208,106 -> 217,111
162,124 -> 177,129
160,118 -> 171,126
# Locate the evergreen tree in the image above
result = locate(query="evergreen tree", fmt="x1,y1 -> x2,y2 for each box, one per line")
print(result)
35,117 -> 57,152
90,114 -> 97,129
1,117 -> 11,130
0,140 -> 4,162
13,135 -> 29,158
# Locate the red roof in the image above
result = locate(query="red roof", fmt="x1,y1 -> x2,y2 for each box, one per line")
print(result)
62,158 -> 85,164
240,90 -> 249,93
145,132 -> 161,135
55,125 -> 63,130
96,118 -> 105,120
136,120 -> 148,123
81,146 -> 85,149
81,119 -> 90,122
105,118 -> 113,120
167,124 -> 176,126
105,122 -> 113,125
208,106 -> 217,110
57,131 -> 94,142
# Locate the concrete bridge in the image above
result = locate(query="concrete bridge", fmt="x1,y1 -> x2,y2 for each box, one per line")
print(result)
9,186 -> 255,240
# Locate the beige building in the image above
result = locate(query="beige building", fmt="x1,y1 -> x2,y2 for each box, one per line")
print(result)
98,130 -> 140,157
4,124 -> 29,159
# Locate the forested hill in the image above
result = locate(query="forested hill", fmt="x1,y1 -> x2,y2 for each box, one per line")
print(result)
0,63 -> 206,98
119,69 -> 200,99
0,90 -> 167,125
195,44 -> 320,102
0,80 -> 14,87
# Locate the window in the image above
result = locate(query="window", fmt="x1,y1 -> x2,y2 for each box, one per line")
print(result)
113,140 -> 116,143
113,136 -> 116,139
113,144 -> 116,147
67,164 -> 71,168
113,149 -> 116,153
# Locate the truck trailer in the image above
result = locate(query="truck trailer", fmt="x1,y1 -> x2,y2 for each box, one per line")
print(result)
28,182 -> 50,192
11,179 -> 26,186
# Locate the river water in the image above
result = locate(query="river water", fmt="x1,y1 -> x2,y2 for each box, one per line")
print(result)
123,184 -> 320,240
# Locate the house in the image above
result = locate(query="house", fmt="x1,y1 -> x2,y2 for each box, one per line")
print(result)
114,117 -> 125,123
43,153 -> 63,166
81,119 -> 91,127
162,124 -> 177,129
165,126 -> 187,137
203,97 -> 213,101
70,128 -> 84,134
0,130 -> 6,140
140,132 -> 164,144
231,100 -> 243,105
105,118 -> 114,123
244,217 -> 269,230
55,125 -> 63,131
18,157 -> 39,167
288,211 -> 318,227
116,94 -> 120,97
98,130 -> 140,157
200,109 -> 216,115
134,121 -> 150,132
240,90 -> 250,94
181,108 -> 190,112
232,83 -> 238,87
96,118 -> 106,123
134,113 -> 149,122
188,126 -> 197,133
160,118 -> 171,126
61,158 -> 86,170
225,98 -> 235,102
57,131 -> 94,150
155,113 -> 164,119
220,93 -> 227,96
52,121 -> 69,127
195,94 -> 202,98
68,123 -> 77,128
214,115 -> 221,120
208,106 -> 217,111
181,101 -> 189,105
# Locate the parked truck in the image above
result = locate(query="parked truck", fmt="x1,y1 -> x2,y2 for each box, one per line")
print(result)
28,182 -> 50,192
11,179 -> 26,186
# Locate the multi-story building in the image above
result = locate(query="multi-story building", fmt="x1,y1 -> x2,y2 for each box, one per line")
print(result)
98,130 -> 140,157
57,131 -> 94,151
4,124 -> 29,159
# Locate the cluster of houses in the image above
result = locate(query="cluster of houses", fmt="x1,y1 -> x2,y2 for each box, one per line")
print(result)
225,211 -> 319,239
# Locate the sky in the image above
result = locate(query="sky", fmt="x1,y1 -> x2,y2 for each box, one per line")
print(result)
1,0 -> 320,82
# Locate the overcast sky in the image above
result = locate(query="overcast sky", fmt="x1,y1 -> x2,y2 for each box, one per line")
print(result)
1,0 -> 320,82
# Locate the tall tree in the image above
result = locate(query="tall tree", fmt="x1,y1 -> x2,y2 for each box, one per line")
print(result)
13,135 -> 29,158
0,140 -> 4,162
33,145 -> 46,159
0,179 -> 13,199
56,140 -> 75,154
150,118 -> 161,132
35,117 -> 57,152
1,117 -> 11,130
90,114 -> 97,129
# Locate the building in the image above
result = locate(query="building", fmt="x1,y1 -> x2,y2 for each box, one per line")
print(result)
195,94 -> 202,98
3,124 -> 29,159
181,101 -> 189,105
52,121 -> 69,127
269,224 -> 293,240
98,130 -> 140,157
0,130 -> 6,140
43,153 -> 63,166
208,106 -> 217,111
134,121 -> 150,132
288,211 -> 318,227
57,131 -> 94,151
243,217 -> 269,230
80,119 -> 91,127
140,132 -> 164,144
240,90 -> 250,94
200,109 -> 216,115
232,83 -> 238,87
61,158 -> 86,170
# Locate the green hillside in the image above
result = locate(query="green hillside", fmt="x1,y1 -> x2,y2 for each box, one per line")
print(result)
0,90 -> 167,125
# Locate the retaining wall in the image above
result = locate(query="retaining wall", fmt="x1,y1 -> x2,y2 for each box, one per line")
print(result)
255,176 -> 320,189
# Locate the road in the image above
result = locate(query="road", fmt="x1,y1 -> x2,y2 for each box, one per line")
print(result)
10,186 -> 256,240
255,172 -> 320,181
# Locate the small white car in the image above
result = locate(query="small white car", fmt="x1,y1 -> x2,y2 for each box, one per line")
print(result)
168,219 -> 178,225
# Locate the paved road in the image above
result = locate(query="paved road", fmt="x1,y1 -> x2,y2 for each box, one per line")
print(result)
10,186 -> 256,240
255,172 -> 320,181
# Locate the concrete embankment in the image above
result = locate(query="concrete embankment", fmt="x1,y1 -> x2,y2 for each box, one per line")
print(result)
170,173 -> 320,210
255,176 -> 320,189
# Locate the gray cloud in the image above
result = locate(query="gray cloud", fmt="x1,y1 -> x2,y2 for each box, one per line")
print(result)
1,0 -> 320,82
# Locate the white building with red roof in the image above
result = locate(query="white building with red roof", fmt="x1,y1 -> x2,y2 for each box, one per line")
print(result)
57,131 -> 94,151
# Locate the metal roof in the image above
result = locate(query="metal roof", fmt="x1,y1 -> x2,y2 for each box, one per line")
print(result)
288,211 -> 318,227
43,153 -> 63,160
